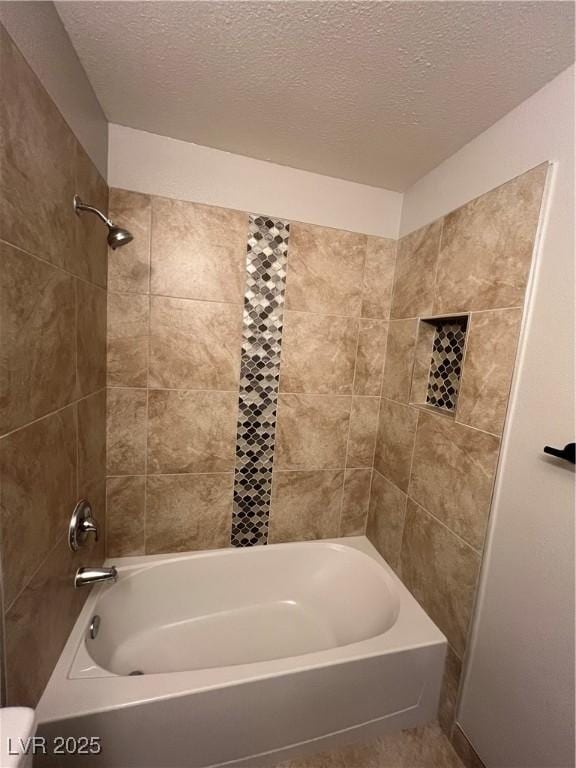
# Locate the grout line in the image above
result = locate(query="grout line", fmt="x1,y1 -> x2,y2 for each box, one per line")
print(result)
403,404 -> 420,521
363,468 -> 375,536
446,639 -> 464,664
467,305 -> 524,316
106,385 -> 240,394
378,395 -> 501,440
277,391 -> 354,399
388,305 -> 525,323
143,270 -> 153,553
406,492 -> 483,556
74,397 -> 80,500
108,471 -> 236,479
107,387 -> 381,400
397,490 -> 409,561
429,217 -> 445,315
0,388 -> 107,442
0,544 -> 8,704
74,277 -> 79,408
386,238 -> 401,320
148,292 -> 244,308
3,532 -> 65,616
376,320 -> 390,400
454,313 -> 474,423
451,418 -> 501,440
106,283 -> 397,322
345,463 -> 375,471
340,318 -> 362,474
271,467 -> 348,474
282,306 -> 364,321
369,394 -> 384,473
0,237 -> 106,292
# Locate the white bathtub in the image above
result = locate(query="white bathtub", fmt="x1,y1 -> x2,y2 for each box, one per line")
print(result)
37,536 -> 446,767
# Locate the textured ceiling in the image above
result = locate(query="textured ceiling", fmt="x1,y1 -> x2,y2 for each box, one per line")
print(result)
55,1 -> 575,190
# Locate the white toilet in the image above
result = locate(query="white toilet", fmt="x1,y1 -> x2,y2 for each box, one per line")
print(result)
0,708 -> 36,768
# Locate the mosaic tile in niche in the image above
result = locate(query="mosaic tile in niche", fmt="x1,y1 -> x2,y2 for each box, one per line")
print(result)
232,216 -> 290,547
426,319 -> 467,412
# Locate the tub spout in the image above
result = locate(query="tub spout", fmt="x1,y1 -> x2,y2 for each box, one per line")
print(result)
75,566 -> 118,588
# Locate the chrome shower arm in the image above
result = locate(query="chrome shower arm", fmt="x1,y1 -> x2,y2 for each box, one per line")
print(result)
73,195 -> 113,227
73,194 -> 134,249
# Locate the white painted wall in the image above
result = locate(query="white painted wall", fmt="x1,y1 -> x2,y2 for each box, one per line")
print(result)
107,124 -> 402,238
402,66 -> 575,767
0,1 -> 108,178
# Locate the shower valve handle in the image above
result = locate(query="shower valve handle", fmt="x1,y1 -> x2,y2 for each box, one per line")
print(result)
79,515 -> 99,541
69,499 -> 100,551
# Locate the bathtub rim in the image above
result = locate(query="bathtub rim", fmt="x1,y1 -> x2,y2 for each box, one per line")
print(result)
80,538 -> 403,676
37,535 -> 446,725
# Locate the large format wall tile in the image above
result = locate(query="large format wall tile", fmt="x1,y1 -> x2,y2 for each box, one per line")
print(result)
409,411 -> 500,550
391,220 -> 443,319
434,164 -> 548,313
76,279 -> 107,398
361,237 -> 397,319
366,470 -> 407,572
374,399 -> 418,491
279,311 -> 358,395
106,476 -> 145,557
286,223 -> 366,316
409,320 -> 438,405
150,197 -> 247,303
346,396 -> 380,468
275,394 -> 351,470
73,142 -> 108,288
401,500 -> 480,657
354,319 -> 388,396
0,407 -> 77,608
457,308 -> 523,435
149,295 -> 242,390
438,645 -> 463,738
147,389 -> 237,474
77,390 -> 106,495
0,26 -> 75,268
107,292 -> 150,388
4,533 -> 101,706
108,189 -> 152,294
269,470 -> 343,543
0,242 -> 75,433
340,469 -> 371,536
0,24 -> 111,711
106,388 -> 147,475
381,319 -> 418,403
146,473 -> 233,553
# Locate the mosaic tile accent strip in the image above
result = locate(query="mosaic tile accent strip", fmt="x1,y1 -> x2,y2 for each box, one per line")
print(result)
232,215 -> 290,547
426,318 -> 468,412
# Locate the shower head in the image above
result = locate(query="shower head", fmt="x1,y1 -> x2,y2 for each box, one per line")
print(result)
107,224 -> 134,250
73,195 -> 134,250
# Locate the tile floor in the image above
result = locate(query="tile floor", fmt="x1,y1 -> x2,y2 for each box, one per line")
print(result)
274,723 -> 463,768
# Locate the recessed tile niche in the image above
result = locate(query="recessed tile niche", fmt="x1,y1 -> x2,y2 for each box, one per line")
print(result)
410,316 -> 468,415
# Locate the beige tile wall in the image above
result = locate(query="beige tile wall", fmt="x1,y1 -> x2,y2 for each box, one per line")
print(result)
271,227 -> 396,541
106,195 -> 397,556
367,163 -> 548,750
0,25 -> 107,706
0,18 -> 546,762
